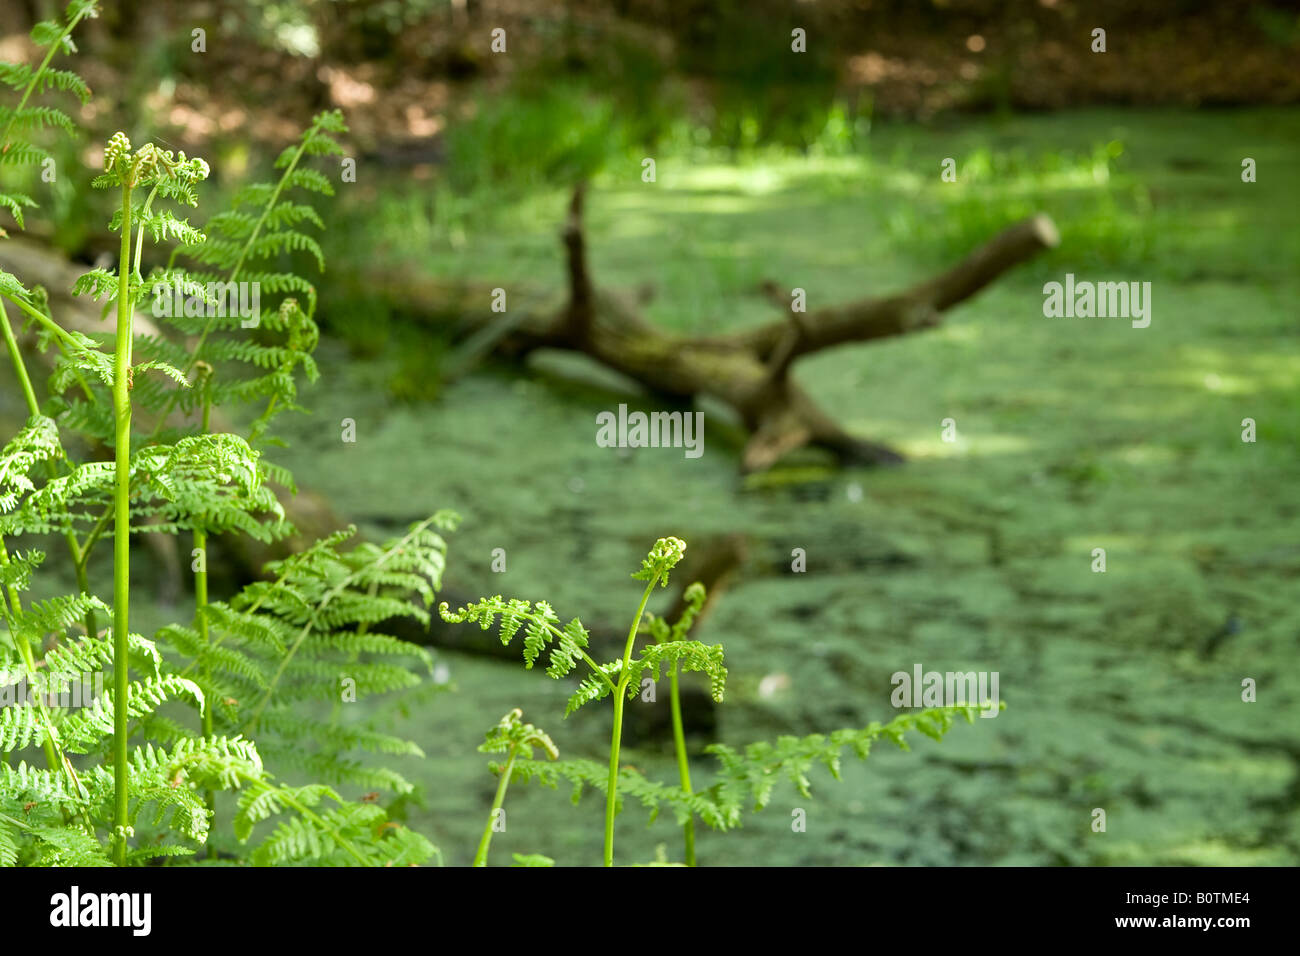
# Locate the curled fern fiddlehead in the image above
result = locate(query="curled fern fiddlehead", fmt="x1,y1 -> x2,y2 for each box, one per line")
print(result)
473,708 -> 558,867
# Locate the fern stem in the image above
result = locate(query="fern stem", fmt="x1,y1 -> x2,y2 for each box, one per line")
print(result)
0,288 -> 96,356
579,648 -> 618,692
0,300 -> 99,639
473,745 -> 517,867
0,299 -> 39,411
131,185 -> 160,285
78,505 -> 112,567
604,693 -> 628,867
667,663 -> 696,866
71,554 -> 95,637
194,386 -> 216,854
604,577 -> 657,867
192,526 -> 216,855
110,181 -> 135,867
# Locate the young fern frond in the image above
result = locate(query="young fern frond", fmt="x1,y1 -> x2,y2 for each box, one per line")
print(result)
481,707 -> 559,760
79,129 -> 216,864
439,596 -> 601,682
646,579 -> 707,643
443,537 -> 700,866
443,538 -> 1002,866
473,709 -> 558,866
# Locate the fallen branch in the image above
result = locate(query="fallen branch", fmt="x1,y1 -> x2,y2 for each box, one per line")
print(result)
439,189 -> 1059,471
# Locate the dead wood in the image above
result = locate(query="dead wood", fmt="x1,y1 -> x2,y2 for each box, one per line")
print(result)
438,188 -> 1059,471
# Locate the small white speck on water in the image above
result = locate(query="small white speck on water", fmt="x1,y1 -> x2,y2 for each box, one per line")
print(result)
758,673 -> 791,699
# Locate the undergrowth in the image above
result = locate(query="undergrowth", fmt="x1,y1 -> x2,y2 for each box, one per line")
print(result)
0,1 -> 451,866
1,1 -> 998,867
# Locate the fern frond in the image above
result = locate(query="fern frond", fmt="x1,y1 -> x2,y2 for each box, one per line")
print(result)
480,707 -> 558,761
703,704 -> 1003,823
565,660 -> 621,716
125,843 -> 196,865
0,191 -> 36,229
281,168 -> 334,196
0,141 -> 49,165
59,674 -> 204,753
0,414 -> 61,511
625,640 -> 727,704
161,516 -> 455,800
439,596 -> 591,680
20,819 -> 109,866
0,815 -> 18,866
0,703 -> 46,751
0,547 -> 43,591
506,757 -> 729,829
12,592 -> 108,646
0,104 -> 74,134
233,775 -> 434,867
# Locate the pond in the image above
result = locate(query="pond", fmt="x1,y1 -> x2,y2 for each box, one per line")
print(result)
268,102 -> 1300,863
